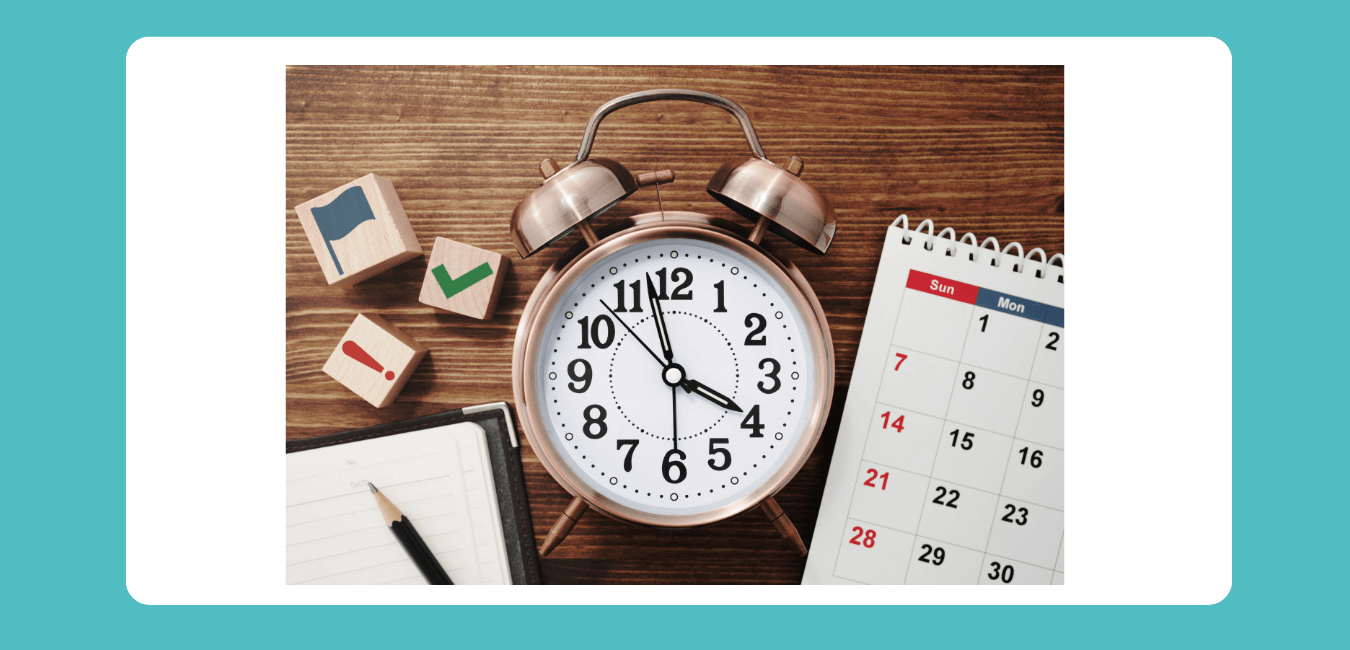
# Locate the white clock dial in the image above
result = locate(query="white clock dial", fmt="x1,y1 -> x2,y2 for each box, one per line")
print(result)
534,237 -> 816,515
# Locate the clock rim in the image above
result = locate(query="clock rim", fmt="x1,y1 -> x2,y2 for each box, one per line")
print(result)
512,211 -> 835,528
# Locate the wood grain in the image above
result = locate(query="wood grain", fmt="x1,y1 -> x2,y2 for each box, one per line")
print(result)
286,65 -> 1063,584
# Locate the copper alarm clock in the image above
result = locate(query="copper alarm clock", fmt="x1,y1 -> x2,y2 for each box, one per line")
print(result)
510,89 -> 836,556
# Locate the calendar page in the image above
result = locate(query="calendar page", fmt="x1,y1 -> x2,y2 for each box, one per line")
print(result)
803,221 -> 1064,585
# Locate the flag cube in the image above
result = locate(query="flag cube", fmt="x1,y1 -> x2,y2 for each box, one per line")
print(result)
295,174 -> 423,286
417,237 -> 510,319
322,314 -> 429,407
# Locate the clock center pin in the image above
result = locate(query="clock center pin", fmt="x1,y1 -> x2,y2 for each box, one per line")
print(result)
662,363 -> 686,387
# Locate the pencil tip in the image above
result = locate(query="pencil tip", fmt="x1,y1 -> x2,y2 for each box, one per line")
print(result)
368,482 -> 378,493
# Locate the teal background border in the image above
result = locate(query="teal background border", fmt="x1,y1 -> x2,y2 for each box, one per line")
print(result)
6,0 -> 1339,646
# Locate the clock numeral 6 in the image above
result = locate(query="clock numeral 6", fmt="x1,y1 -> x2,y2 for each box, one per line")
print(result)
567,359 -> 591,393
707,438 -> 731,471
616,439 -> 639,472
582,404 -> 607,439
662,449 -> 687,484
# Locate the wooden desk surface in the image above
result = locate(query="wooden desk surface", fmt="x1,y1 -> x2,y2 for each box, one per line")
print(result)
286,65 -> 1063,584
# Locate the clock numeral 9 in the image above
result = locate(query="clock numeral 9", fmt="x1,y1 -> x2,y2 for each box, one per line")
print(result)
740,404 -> 765,438
616,439 -> 639,472
582,404 -> 607,439
758,358 -> 781,394
577,315 -> 615,349
707,438 -> 731,471
567,359 -> 591,393
662,449 -> 687,484
744,313 -> 767,346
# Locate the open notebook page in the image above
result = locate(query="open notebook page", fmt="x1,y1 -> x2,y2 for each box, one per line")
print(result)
286,423 -> 512,584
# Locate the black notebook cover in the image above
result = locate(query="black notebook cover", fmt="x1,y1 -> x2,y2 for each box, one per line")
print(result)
286,402 -> 542,585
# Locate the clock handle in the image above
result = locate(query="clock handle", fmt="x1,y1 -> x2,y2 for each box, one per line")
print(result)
760,497 -> 808,557
573,89 -> 769,164
540,495 -> 589,557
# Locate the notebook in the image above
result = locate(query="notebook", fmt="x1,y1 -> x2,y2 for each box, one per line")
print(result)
285,403 -> 542,585
802,216 -> 1064,585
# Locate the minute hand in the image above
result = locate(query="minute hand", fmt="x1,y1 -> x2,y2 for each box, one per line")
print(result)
681,378 -> 744,413
645,273 -> 675,362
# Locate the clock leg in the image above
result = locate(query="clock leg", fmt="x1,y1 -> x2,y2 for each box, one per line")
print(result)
539,495 -> 589,557
760,497 -> 808,557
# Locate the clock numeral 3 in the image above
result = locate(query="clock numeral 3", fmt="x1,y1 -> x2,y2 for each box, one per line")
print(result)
758,358 -> 781,394
582,404 -> 607,439
744,313 -> 767,346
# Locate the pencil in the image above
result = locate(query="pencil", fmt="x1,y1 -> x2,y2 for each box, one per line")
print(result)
368,483 -> 453,585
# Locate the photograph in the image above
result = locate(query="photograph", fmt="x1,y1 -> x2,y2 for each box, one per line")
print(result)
283,65 -> 1065,585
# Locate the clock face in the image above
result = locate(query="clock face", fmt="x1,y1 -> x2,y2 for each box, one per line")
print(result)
532,235 -> 819,517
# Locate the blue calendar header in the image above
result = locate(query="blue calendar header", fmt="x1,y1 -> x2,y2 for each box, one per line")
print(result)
974,287 -> 1063,327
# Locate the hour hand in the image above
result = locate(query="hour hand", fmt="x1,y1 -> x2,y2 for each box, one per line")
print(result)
645,273 -> 674,362
681,377 -> 743,413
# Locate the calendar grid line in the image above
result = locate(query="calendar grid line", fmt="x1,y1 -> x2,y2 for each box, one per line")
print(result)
1051,533 -> 1064,583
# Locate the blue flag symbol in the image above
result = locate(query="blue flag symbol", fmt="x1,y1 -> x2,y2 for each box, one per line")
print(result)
310,186 -> 377,275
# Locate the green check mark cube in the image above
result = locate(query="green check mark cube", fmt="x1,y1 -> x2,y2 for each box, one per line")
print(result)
432,262 -> 494,299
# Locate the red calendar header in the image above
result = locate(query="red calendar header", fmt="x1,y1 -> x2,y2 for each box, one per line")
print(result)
905,270 -> 979,304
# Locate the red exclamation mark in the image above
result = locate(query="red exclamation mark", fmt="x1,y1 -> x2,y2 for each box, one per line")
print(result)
342,341 -> 395,380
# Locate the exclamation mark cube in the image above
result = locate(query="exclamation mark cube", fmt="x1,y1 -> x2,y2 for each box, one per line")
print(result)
418,237 -> 510,319
323,314 -> 428,407
295,174 -> 423,287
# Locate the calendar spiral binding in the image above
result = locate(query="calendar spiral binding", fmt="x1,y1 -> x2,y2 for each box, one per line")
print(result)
890,214 -> 1064,283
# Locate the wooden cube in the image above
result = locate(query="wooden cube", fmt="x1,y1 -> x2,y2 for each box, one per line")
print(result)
295,174 -> 423,286
322,314 -> 428,407
417,237 -> 510,319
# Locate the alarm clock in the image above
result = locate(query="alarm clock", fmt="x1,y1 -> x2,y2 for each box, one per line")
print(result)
509,89 -> 837,557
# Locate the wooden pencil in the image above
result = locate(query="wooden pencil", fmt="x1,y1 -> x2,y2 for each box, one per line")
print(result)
368,483 -> 453,585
